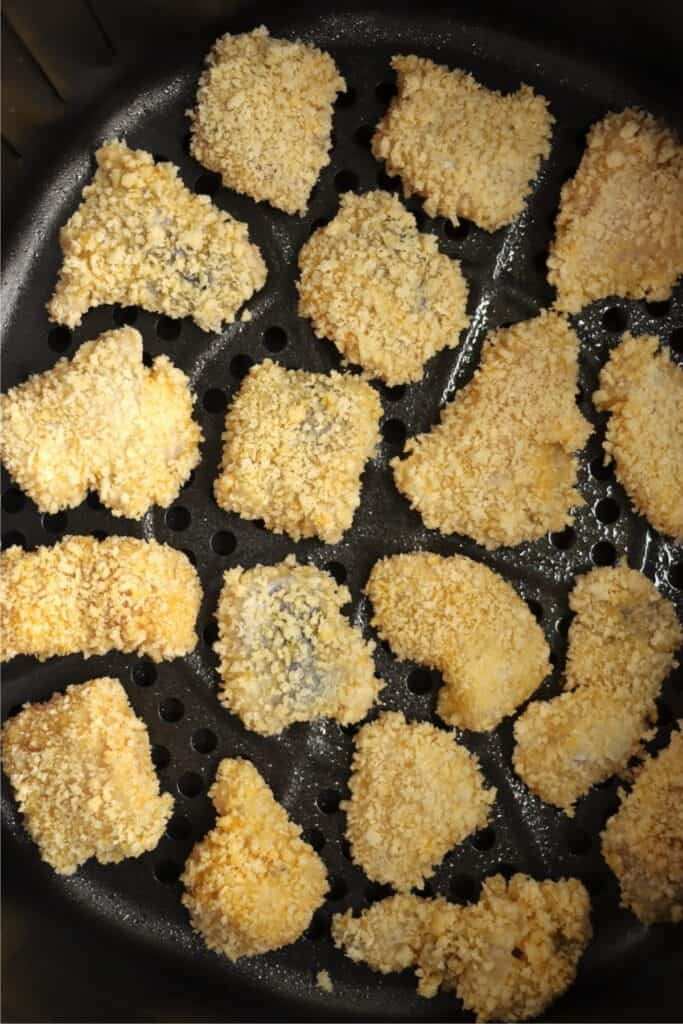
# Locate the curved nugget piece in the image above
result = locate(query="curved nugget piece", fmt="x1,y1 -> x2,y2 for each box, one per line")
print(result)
366,552 -> 550,731
548,109 -> 683,312
344,711 -> 495,891
190,26 -> 345,215
214,359 -> 381,543
601,726 -> 683,923
1,535 -> 201,662
0,327 -> 202,518
372,56 -> 553,231
298,190 -> 469,385
214,556 -> 382,735
593,334 -> 683,542
393,312 -> 591,548
181,758 -> 327,959
514,566 -> 681,813
1,678 -> 173,875
47,140 -> 266,332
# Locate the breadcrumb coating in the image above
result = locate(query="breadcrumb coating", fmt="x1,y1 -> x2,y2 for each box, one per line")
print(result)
47,140 -> 266,332
593,333 -> 683,542
548,109 -> 683,312
1,677 -> 173,875
297,190 -> 469,385
393,312 -> 591,548
1,535 -> 201,663
372,56 -> 553,231
514,566 -> 682,813
214,359 -> 381,543
0,327 -> 201,518
366,552 -> 550,731
181,758 -> 327,959
343,711 -> 495,891
316,969 -> 334,993
190,26 -> 345,215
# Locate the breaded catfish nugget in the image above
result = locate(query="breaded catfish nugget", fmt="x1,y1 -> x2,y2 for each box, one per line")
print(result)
0,327 -> 201,518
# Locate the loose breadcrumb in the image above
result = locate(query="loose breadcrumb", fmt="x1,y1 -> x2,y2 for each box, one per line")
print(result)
366,552 -> 550,731
214,359 -> 381,543
181,758 -> 327,959
214,556 -> 382,735
47,140 -> 266,332
393,312 -> 591,548
593,333 -> 683,542
372,56 -> 553,231
1,535 -> 201,663
0,327 -> 201,518
343,711 -> 495,891
514,566 -> 682,813
548,109 -> 683,312
316,969 -> 334,994
298,190 -> 469,384
1,677 -> 173,875
190,26 -> 345,215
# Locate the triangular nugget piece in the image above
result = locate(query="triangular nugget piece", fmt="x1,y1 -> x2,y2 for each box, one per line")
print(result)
48,140 -> 266,331
181,758 -> 327,959
393,312 -> 591,548
548,110 -> 683,312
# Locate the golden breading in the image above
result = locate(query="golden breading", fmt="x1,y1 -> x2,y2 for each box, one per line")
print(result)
513,566 -> 682,813
0,327 -> 201,518
372,56 -> 553,231
1,535 -> 201,663
601,726 -> 683,924
343,711 -> 495,891
366,552 -> 550,731
47,140 -> 266,332
190,26 -> 345,215
297,190 -> 469,385
214,359 -> 381,543
181,758 -> 327,959
393,312 -> 591,548
214,556 -> 382,735
1,677 -> 173,875
593,334 -> 683,542
548,109 -> 683,312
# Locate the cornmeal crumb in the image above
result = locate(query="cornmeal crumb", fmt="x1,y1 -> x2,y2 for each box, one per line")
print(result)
316,969 -> 334,993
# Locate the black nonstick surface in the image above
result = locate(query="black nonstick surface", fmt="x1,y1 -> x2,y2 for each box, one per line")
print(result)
2,3 -> 683,1022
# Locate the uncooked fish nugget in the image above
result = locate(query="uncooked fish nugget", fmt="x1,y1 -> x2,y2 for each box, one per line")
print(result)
2,677 -> 173,875
298,190 -> 469,384
343,711 -> 494,891
393,312 -> 591,548
372,56 -> 553,231
1,535 -> 201,663
48,140 -> 266,332
593,333 -> 683,542
214,359 -> 381,543
181,758 -> 327,959
366,552 -> 550,731
190,26 -> 345,215
548,109 -> 683,312
0,327 -> 201,518
514,566 -> 681,813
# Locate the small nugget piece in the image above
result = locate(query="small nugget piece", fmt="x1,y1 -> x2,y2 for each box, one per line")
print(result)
48,140 -> 266,332
298,190 -> 469,385
190,26 -> 345,215
548,109 -> 683,312
0,327 -> 201,518
514,566 -> 682,813
2,677 -> 173,875
181,758 -> 327,959
393,312 -> 591,548
344,711 -> 495,891
1,535 -> 201,663
372,56 -> 553,231
593,333 -> 683,542
214,359 -> 381,543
